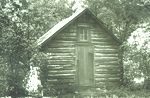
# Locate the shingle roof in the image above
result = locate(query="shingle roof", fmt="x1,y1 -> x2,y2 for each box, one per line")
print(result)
36,8 -> 121,46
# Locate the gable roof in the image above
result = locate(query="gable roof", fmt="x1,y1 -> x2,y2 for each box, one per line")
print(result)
36,8 -> 122,46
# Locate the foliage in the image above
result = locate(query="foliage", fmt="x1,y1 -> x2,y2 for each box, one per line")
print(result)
43,81 -> 77,97
0,0 -> 31,96
27,0 -> 75,40
123,23 -> 150,89
60,86 -> 150,98
82,0 -> 150,42
26,0 -> 76,96
0,0 -> 75,96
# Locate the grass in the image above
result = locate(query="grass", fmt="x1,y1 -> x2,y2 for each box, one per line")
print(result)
56,86 -> 150,98
4,86 -> 150,98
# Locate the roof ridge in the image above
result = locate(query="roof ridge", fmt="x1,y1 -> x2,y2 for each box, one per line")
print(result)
36,8 -> 122,46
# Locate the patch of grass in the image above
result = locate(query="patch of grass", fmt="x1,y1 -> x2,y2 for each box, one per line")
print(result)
72,86 -> 150,98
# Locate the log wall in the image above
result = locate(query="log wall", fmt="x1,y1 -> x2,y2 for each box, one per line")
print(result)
40,13 -> 123,87
41,22 -> 77,86
90,22 -> 122,86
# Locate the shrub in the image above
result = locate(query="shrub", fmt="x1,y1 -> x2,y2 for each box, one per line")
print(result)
43,81 -> 77,97
123,23 -> 150,89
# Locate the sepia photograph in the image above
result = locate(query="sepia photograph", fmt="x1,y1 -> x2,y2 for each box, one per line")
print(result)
0,0 -> 150,97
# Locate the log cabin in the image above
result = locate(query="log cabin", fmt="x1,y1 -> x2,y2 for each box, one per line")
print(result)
36,8 -> 123,87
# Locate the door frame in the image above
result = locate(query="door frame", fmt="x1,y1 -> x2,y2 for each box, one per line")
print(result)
75,43 -> 95,86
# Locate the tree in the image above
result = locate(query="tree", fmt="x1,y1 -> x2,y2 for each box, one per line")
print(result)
123,23 -> 150,89
27,0 -> 75,41
81,0 -> 150,42
25,0 -> 76,95
0,0 -> 32,96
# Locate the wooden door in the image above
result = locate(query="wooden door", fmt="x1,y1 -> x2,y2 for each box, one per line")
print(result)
76,45 -> 94,86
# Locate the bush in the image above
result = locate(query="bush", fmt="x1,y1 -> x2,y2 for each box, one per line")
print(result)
123,23 -> 150,89
43,81 -> 77,97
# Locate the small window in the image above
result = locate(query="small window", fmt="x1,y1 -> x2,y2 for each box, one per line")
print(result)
78,27 -> 90,42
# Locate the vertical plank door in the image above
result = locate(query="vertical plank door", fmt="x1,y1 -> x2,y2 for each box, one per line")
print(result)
77,45 -> 94,86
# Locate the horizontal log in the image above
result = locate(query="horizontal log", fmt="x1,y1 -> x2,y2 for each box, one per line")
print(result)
92,42 -> 119,46
95,67 -> 120,70
95,64 -> 121,67
94,45 -> 119,49
54,40 -> 75,43
61,30 -> 77,33
49,56 -> 74,60
47,79 -> 75,83
95,66 -> 122,70
49,43 -> 75,48
46,82 -> 75,86
95,74 -> 121,78
47,47 -> 75,50
69,29 -> 77,33
46,48 -> 74,53
57,32 -> 76,37
95,78 -> 121,82
92,38 -> 116,42
47,65 -> 75,70
95,61 -> 119,65
95,60 -> 118,63
95,71 -> 120,74
49,60 -> 74,65
48,70 -> 75,74
95,50 -> 118,54
91,30 -> 105,33
95,48 -> 117,51
46,53 -> 75,56
53,37 -> 76,41
95,57 -> 118,61
48,73 -> 74,76
47,75 -> 75,79
95,53 -> 118,57
95,66 -> 121,70
91,33 -> 111,38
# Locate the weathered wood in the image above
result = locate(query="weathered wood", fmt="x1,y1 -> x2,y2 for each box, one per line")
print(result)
54,40 -> 76,43
38,9 -> 123,87
47,79 -> 75,83
94,45 -> 119,49
49,56 -> 74,60
46,53 -> 75,56
95,57 -> 118,61
92,38 -> 116,42
49,43 -> 74,48
95,67 -> 122,70
95,49 -> 118,54
95,53 -> 118,57
55,33 -> 76,37
47,75 -> 75,79
49,59 -> 74,62
95,60 -> 119,65
46,48 -> 74,53
47,64 -> 75,70
95,66 -> 120,71
95,71 -> 120,74
91,29 -> 104,32
92,42 -> 119,45
95,64 -> 121,67
91,33 -> 111,38
95,78 -> 121,82
95,74 -> 121,78
48,70 -> 75,74
53,37 -> 77,41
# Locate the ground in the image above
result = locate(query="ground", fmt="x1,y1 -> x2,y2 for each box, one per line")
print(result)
41,86 -> 150,98
4,87 -> 150,98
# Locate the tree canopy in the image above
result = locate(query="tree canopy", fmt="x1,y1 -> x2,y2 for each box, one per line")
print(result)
0,0 -> 150,96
